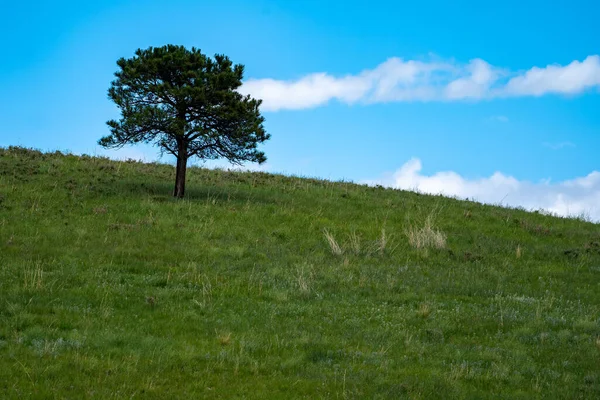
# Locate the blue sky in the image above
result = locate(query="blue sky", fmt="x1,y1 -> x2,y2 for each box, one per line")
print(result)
2,0 -> 600,218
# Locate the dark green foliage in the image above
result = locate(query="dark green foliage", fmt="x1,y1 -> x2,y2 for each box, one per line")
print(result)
1,147 -> 600,398
100,45 -> 269,197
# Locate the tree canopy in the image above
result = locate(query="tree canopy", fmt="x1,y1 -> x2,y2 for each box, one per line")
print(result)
99,45 -> 270,197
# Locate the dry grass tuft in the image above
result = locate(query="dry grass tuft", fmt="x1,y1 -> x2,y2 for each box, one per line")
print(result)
516,245 -> 522,259
323,229 -> 343,256
218,332 -> 232,346
348,230 -> 361,255
24,263 -> 43,290
417,303 -> 431,318
295,264 -> 314,295
376,228 -> 388,255
406,215 -> 446,249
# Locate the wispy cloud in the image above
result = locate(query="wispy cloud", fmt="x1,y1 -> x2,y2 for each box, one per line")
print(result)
542,141 -> 576,150
240,55 -> 600,111
364,158 -> 600,221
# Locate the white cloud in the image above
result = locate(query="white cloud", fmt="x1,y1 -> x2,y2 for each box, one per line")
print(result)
445,59 -> 500,100
240,55 -> 600,111
364,158 -> 600,222
503,56 -> 600,96
240,58 -> 447,110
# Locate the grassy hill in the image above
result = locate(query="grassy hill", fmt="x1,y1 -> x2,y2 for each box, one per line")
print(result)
1,146 -> 599,399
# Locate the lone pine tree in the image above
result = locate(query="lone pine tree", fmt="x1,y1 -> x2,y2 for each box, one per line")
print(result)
99,45 -> 269,198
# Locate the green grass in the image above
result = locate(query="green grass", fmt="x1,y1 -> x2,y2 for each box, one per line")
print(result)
1,146 -> 599,399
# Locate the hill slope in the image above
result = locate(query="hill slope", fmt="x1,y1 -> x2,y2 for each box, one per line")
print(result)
1,147 -> 599,399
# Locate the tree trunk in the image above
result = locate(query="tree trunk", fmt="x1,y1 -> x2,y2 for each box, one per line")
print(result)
173,139 -> 188,198
173,156 -> 181,197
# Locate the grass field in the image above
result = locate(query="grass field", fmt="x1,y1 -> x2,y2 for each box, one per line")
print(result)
1,146 -> 599,399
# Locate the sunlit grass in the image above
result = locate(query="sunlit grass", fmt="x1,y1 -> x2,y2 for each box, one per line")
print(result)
0,146 -> 599,398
